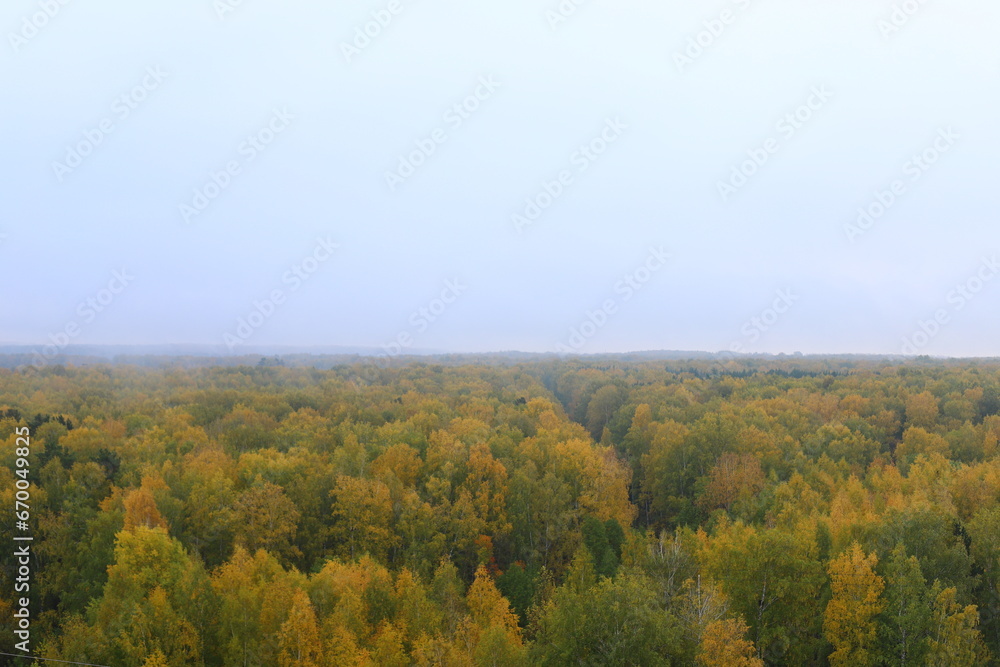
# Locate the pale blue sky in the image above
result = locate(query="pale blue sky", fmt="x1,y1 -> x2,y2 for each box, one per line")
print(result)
2,0 -> 999,357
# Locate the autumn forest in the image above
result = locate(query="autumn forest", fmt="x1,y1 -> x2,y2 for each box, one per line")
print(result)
3,355 -> 1000,666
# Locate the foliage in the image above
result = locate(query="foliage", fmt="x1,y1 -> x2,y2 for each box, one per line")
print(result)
1,357 -> 999,664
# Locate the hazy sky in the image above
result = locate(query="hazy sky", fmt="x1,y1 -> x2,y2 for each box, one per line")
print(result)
2,0 -> 999,357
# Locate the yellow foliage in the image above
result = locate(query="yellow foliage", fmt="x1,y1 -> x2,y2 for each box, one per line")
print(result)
371,443 -> 423,488
824,543 -> 884,666
828,476 -> 876,550
278,589 -> 324,667
123,485 -> 168,532
927,586 -> 990,666
463,564 -> 521,648
554,438 -> 637,528
330,475 -> 398,561
905,391 -> 939,430
697,617 -> 763,667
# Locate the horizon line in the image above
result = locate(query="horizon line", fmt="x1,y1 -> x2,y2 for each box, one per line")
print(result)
0,343 -> 994,361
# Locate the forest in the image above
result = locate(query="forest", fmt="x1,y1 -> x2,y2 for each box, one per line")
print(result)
2,354 -> 1000,665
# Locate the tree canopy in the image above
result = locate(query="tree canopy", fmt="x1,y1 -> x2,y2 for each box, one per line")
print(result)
1,355 -> 999,664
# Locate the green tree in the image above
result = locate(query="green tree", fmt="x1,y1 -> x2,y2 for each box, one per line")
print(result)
699,520 -> 825,663
582,515 -> 619,578
496,562 -> 537,627
876,544 -> 931,666
532,568 -> 680,666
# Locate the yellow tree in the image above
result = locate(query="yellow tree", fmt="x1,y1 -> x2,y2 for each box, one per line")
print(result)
676,574 -> 757,663
473,625 -> 529,667
278,589 -> 324,667
677,575 -> 732,659
553,438 -> 636,528
905,391 -> 939,430
122,485 -> 168,533
233,481 -> 301,563
896,427 -> 950,474
371,621 -> 409,667
212,545 -> 304,665
371,443 -> 423,488
309,556 -> 389,641
460,444 -> 513,540
411,634 -> 467,667
697,618 -> 763,667
330,475 -> 398,561
94,527 -> 203,666
824,543 -> 885,666
460,564 -> 522,656
210,546 -> 260,664
142,650 -> 169,667
394,567 -> 443,643
322,623 -> 371,667
177,447 -> 237,566
926,585 -> 990,666
37,614 -> 111,665
698,453 -> 765,513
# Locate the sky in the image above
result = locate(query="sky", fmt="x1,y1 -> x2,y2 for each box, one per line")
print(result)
2,0 -> 999,358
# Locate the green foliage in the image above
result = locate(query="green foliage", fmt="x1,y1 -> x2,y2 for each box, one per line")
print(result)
5,357 -> 1000,664
877,544 -> 931,666
532,568 -> 680,665
496,562 -> 538,626
582,516 -> 619,578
